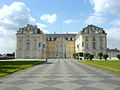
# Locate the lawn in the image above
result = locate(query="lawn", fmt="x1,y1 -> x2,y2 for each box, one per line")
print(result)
0,60 -> 45,77
79,60 -> 120,75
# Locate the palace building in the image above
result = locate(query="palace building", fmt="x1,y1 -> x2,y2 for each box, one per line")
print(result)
16,24 -> 107,59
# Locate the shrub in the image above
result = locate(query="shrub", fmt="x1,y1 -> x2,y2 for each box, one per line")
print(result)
97,53 -> 103,59
89,54 -> 94,60
117,55 -> 120,60
79,52 -> 83,57
103,54 -> 109,60
84,53 -> 90,60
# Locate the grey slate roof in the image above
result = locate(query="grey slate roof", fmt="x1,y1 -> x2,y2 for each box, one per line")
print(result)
80,24 -> 106,34
107,48 -> 120,52
45,34 -> 77,38
45,34 -> 77,41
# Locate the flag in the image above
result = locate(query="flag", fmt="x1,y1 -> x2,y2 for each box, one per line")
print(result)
82,42 -> 84,47
38,42 -> 41,47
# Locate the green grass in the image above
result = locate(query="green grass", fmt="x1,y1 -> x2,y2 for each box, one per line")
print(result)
0,60 -> 45,77
79,60 -> 120,75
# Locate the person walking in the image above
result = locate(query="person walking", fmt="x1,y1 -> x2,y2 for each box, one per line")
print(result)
46,57 -> 48,63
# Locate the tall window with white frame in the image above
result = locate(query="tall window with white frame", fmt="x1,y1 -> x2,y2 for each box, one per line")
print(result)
26,43 -> 30,50
93,42 -> 96,49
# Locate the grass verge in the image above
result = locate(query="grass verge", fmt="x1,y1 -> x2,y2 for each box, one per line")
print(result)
0,60 -> 45,77
79,60 -> 120,75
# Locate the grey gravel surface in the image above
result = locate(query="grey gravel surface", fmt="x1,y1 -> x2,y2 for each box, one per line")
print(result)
0,59 -> 120,90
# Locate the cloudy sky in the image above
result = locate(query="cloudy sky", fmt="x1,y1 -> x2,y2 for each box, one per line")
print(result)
0,0 -> 120,54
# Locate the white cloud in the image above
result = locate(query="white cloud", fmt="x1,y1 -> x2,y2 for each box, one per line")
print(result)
36,23 -> 49,33
106,27 -> 120,49
86,0 -> 120,25
111,18 -> 120,26
0,2 -> 48,54
85,13 -> 106,25
89,0 -> 120,15
63,20 -> 75,24
40,14 -> 57,23
87,0 -> 120,49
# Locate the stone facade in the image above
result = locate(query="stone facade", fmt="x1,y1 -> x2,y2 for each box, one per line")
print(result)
46,34 -> 76,58
75,25 -> 107,58
16,24 -> 46,59
16,24 -> 107,59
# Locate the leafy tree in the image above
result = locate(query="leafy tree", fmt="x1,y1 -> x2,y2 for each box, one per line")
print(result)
97,52 -> 103,60
89,54 -> 94,60
103,54 -> 109,60
117,54 -> 120,60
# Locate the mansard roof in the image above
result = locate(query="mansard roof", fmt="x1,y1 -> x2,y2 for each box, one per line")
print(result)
80,25 -> 106,34
107,48 -> 120,52
46,34 -> 77,41
17,24 -> 43,34
46,34 -> 77,38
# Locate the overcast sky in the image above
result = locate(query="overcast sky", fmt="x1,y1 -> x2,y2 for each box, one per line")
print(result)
0,0 -> 120,54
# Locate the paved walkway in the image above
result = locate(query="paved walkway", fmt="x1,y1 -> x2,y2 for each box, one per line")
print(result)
0,59 -> 120,90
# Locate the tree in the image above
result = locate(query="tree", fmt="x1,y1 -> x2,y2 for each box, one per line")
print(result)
97,53 -> 103,60
89,54 -> 94,60
117,54 -> 120,60
84,53 -> 90,60
103,54 -> 109,60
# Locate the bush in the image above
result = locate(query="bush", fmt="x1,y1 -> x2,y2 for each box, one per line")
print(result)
97,53 -> 103,59
84,53 -> 90,60
79,52 -> 83,57
103,54 -> 109,60
89,54 -> 94,60
117,55 -> 120,60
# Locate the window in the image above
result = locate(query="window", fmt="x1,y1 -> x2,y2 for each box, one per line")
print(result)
85,43 -> 89,49
93,42 -> 96,49
49,38 -> 52,41
100,36 -> 103,41
85,37 -> 88,41
100,43 -> 103,49
93,35 -> 96,41
26,43 -> 30,49
72,38 -> 74,41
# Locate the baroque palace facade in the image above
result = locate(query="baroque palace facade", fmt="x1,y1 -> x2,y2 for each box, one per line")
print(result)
16,24 -> 107,59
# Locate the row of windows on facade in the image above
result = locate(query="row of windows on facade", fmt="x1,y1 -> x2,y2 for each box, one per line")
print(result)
85,36 -> 103,41
18,43 -> 45,50
77,43 -> 104,49
19,37 -> 75,42
47,37 -> 75,41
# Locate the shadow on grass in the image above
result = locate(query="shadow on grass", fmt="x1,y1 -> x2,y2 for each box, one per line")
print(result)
0,66 -> 20,69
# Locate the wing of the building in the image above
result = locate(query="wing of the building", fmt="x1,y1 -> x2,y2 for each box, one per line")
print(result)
75,25 -> 107,58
